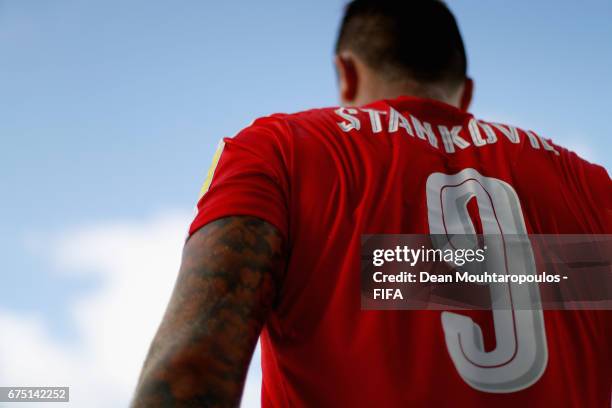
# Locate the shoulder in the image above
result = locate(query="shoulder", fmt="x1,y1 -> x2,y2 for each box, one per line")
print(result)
481,118 -> 611,202
239,107 -> 346,135
227,107 -> 346,151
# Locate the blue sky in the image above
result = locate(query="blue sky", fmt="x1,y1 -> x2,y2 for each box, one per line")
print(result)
0,0 -> 610,406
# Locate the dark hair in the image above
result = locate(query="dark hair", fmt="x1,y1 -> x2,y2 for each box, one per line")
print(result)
335,0 -> 467,87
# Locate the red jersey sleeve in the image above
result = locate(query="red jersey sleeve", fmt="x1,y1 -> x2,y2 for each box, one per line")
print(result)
188,116 -> 290,239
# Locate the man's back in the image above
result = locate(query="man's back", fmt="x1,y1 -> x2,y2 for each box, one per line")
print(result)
128,1 -> 611,406
189,95 -> 611,406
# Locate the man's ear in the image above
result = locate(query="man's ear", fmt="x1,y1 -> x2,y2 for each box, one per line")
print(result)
459,77 -> 473,112
334,53 -> 358,106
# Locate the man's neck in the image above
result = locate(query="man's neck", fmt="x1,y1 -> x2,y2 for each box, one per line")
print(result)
360,77 -> 462,108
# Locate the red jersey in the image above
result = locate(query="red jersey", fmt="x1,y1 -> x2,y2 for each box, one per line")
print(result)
189,96 -> 611,407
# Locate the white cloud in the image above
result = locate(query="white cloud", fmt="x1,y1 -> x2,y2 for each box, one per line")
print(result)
0,211 -> 262,407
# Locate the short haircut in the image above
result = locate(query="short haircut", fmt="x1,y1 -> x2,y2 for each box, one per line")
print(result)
335,0 -> 467,87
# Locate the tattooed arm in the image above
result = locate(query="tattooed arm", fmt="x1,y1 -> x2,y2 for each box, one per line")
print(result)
131,216 -> 286,407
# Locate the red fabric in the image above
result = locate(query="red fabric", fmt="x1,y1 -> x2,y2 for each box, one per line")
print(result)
189,96 -> 611,407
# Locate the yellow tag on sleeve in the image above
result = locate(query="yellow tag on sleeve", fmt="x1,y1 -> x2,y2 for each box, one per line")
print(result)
198,139 -> 226,199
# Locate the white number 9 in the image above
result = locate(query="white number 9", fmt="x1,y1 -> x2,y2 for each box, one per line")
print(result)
426,168 -> 548,393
